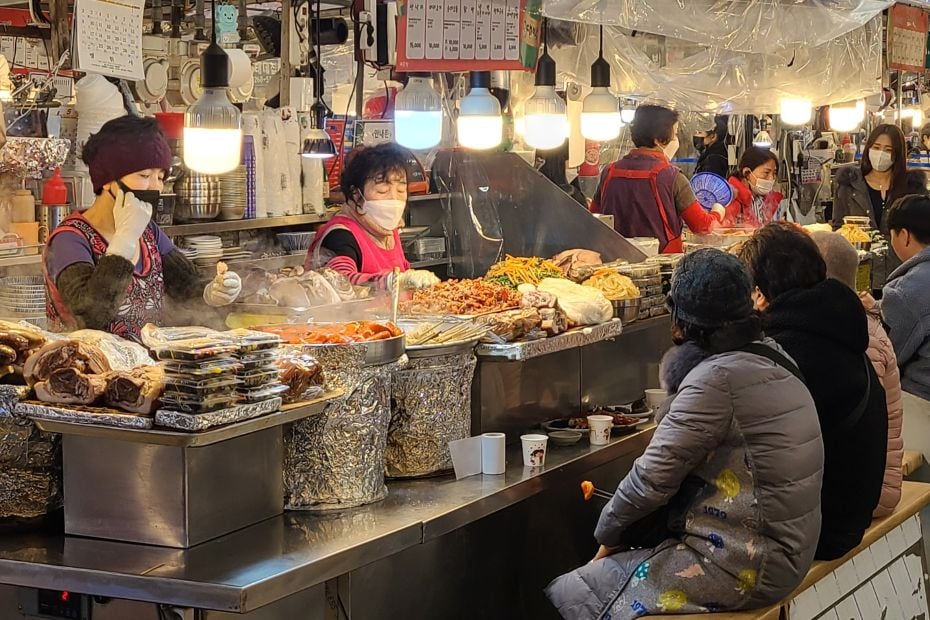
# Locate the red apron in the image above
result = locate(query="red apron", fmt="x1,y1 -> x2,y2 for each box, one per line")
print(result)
306,214 -> 409,274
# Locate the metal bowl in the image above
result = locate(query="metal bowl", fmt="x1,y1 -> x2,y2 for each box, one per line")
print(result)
612,297 -> 641,323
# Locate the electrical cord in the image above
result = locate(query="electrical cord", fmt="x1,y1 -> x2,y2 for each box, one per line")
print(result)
327,59 -> 358,179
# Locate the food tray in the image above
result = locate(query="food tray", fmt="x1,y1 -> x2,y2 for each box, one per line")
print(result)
632,275 -> 662,288
160,392 -> 239,414
155,397 -> 283,432
225,329 -> 283,351
163,382 -> 238,399
618,264 -> 661,279
296,333 -> 405,366
237,383 -> 289,403
476,319 -> 623,361
238,368 -> 280,387
649,305 -> 670,317
639,284 -> 663,297
645,254 -> 684,268
16,401 -> 153,430
162,358 -> 243,375
155,341 -> 241,361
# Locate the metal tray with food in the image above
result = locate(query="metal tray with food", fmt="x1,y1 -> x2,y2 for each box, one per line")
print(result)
542,414 -> 650,436
257,322 -> 406,366
476,319 -> 623,361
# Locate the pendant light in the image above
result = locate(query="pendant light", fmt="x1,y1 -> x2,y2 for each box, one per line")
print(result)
395,73 -> 443,150
828,99 -> 865,132
581,26 -> 621,142
779,97 -> 813,126
620,99 -> 636,125
457,71 -> 502,150
301,0 -> 336,158
523,20 -> 568,150
183,0 -> 242,174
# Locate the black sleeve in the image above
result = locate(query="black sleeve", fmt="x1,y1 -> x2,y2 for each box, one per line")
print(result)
321,229 -> 363,270
162,249 -> 208,303
56,256 -> 134,331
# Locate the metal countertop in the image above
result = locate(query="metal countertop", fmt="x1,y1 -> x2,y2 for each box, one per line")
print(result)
0,427 -> 654,613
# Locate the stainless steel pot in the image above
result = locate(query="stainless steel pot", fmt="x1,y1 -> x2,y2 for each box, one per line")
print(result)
174,171 -> 221,221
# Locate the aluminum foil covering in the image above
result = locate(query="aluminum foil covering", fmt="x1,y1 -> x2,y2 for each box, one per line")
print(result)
0,137 -> 70,178
0,385 -> 62,520
475,319 -> 624,361
155,397 -> 283,431
285,355 -> 407,511
15,402 -> 154,430
385,351 -> 477,478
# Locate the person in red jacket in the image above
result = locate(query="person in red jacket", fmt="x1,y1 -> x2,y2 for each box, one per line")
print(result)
591,105 -> 725,253
724,147 -> 783,228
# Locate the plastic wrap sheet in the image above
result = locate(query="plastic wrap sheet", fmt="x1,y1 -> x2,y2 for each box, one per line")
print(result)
541,1 -> 891,54
385,350 -> 477,478
285,355 -> 407,511
155,398 -> 283,432
0,385 -> 61,520
547,17 -> 883,114
475,319 -> 624,361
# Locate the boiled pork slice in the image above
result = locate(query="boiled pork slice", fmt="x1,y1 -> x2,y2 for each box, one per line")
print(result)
23,340 -> 112,386
35,368 -> 107,405
104,366 -> 165,415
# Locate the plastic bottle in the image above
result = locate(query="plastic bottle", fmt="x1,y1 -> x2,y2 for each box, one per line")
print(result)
842,135 -> 857,163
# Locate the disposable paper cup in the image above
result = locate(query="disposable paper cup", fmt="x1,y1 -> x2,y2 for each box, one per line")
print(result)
587,415 -> 613,446
481,432 -> 506,475
644,388 -> 667,410
521,434 -> 549,467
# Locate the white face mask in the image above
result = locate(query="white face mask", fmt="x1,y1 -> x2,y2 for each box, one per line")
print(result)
750,174 -> 776,196
869,148 -> 894,172
662,137 -> 680,160
360,199 -> 406,231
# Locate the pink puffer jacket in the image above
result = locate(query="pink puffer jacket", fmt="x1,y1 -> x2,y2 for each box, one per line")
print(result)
868,314 -> 904,517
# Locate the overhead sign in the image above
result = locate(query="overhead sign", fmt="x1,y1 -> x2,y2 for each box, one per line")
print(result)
888,3 -> 929,73
395,0 -> 542,72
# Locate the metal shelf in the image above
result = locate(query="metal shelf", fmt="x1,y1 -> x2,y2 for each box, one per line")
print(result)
162,213 -> 331,237
408,193 -> 450,204
409,258 -> 448,269
0,254 -> 42,268
199,254 -> 306,272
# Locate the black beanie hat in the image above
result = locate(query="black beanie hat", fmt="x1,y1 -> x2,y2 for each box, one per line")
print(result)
668,248 -> 754,328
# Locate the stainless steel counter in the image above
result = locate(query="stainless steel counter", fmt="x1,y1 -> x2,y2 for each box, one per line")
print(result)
0,426 -> 654,614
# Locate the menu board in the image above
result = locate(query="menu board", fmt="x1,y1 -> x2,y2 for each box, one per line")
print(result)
888,3 -> 929,73
396,0 -> 542,72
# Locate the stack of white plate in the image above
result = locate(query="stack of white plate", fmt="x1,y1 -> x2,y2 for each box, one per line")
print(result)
222,246 -> 252,262
219,166 -> 248,220
186,235 -> 224,267
0,276 -> 46,318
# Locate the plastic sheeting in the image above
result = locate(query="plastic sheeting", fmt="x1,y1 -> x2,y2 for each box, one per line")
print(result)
545,16 -> 883,114
541,0 -> 892,55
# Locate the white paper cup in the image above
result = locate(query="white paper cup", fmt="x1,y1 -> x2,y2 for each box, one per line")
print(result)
481,432 -> 506,474
521,434 -> 549,467
587,415 -> 613,446
644,388 -> 667,410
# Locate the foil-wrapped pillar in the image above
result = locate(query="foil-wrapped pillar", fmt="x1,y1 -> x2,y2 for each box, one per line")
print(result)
386,349 -> 477,478
0,385 -> 61,528
284,345 -> 406,511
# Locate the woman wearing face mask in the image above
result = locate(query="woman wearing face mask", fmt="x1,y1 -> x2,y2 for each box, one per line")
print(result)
305,143 -> 439,290
723,147 -> 783,228
43,115 -> 242,342
591,105 -> 725,254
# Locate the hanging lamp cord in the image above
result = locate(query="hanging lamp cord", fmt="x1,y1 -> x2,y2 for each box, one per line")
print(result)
599,24 -> 603,58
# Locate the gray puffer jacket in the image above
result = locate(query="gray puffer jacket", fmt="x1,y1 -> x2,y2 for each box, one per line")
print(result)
547,340 -> 824,618
883,246 -> 930,401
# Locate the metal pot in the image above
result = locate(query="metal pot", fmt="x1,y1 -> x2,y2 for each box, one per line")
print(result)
174,170 -> 221,221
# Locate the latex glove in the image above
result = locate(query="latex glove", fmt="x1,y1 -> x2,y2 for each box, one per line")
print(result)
711,202 -> 727,222
203,271 -> 242,307
105,187 -> 152,260
399,269 -> 440,290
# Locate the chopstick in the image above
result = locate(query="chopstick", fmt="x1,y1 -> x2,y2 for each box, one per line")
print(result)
581,481 -> 613,501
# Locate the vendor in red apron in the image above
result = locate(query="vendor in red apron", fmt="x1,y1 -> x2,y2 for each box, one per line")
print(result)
306,143 -> 439,290
43,115 -> 242,342
591,105 -> 726,253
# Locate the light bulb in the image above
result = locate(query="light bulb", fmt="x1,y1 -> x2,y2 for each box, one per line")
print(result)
779,98 -> 813,126
301,127 -> 336,159
394,75 -> 443,150
829,100 -> 865,132
457,71 -> 502,150
620,103 -> 636,124
524,86 -> 568,150
753,130 -> 773,148
581,88 -> 622,142
183,88 -> 242,174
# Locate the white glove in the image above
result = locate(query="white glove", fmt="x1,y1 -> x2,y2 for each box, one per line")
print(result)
399,269 -> 440,290
203,271 -> 242,307
106,187 -> 152,260
711,203 -> 727,222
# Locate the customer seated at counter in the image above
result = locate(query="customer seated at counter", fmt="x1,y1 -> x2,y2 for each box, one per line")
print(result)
590,105 -> 725,254
547,249 -> 823,619
737,223 -> 888,560
811,231 -> 903,518
304,143 -> 439,291
43,116 -> 242,342
724,147 -> 783,229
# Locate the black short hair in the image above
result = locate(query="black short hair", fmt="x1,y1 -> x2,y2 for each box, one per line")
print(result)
737,222 -> 826,301
340,143 -> 410,203
887,194 -> 930,244
81,115 -> 166,167
737,147 -> 778,180
630,105 -> 679,149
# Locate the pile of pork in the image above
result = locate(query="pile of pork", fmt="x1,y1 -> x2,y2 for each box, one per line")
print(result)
239,266 -> 365,308
24,334 -> 165,415
0,321 -> 48,381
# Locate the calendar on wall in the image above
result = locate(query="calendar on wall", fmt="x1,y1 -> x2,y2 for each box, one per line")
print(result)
888,3 -> 929,73
395,0 -> 542,72
72,0 -> 145,80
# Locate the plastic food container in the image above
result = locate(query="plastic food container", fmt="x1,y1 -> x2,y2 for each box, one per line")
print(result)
154,339 -> 241,361
161,358 -> 243,376
238,368 -> 281,388
159,392 -> 239,414
237,383 -> 289,403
